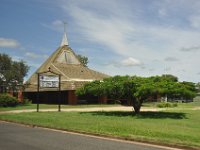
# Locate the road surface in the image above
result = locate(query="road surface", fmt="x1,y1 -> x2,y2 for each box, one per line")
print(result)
0,121 -> 181,150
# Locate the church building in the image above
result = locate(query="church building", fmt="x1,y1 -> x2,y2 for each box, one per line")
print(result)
24,27 -> 109,104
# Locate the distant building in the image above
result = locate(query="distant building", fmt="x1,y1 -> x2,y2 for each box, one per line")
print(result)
24,28 -> 109,104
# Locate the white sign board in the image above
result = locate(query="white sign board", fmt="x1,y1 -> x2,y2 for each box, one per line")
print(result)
39,75 -> 59,88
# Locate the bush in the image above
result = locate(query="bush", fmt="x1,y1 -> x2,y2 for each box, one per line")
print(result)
156,102 -> 178,108
172,103 -> 178,107
0,94 -> 19,107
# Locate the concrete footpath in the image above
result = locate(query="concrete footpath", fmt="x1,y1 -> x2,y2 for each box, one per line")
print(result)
1,106 -> 200,114
0,106 -> 165,114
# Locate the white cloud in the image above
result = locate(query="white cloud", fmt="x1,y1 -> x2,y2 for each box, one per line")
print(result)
180,46 -> 200,52
0,38 -> 20,48
164,57 -> 179,62
189,15 -> 200,29
61,1 -> 200,58
30,63 -> 40,68
57,0 -> 200,82
12,56 -> 23,61
165,67 -> 171,72
149,68 -> 155,72
121,57 -> 141,66
25,52 -> 48,59
158,8 -> 167,17
42,19 -> 64,32
103,57 -> 142,69
52,20 -> 63,26
25,52 -> 40,59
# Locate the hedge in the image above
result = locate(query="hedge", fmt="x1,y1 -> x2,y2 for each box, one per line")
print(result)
0,94 -> 18,107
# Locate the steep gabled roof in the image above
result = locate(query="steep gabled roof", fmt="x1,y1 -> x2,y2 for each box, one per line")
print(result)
25,45 -> 109,92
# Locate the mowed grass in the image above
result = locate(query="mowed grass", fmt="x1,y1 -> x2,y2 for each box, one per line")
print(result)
0,109 -> 200,149
1,96 -> 200,111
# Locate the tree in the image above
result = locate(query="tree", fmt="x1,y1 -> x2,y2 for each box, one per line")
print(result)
0,54 -> 12,87
76,75 -> 197,114
161,74 -> 178,82
77,54 -> 88,67
11,60 -> 29,84
196,82 -> 200,93
122,76 -> 142,113
76,80 -> 105,97
102,76 -> 129,103
0,53 -> 29,92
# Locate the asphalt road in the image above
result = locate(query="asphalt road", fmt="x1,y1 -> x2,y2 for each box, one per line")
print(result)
0,121 -> 179,150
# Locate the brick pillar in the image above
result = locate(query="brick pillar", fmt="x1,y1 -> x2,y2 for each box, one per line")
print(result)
68,90 -> 77,105
18,90 -> 23,102
98,96 -> 107,104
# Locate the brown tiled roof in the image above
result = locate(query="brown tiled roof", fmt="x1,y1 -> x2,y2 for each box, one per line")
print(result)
24,45 -> 109,92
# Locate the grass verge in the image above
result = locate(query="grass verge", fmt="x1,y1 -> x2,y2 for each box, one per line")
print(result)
0,109 -> 200,149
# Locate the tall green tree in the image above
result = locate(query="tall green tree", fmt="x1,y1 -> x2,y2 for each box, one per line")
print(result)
0,53 -> 29,91
196,82 -> 200,93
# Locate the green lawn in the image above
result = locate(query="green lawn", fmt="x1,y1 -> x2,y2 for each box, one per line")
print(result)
1,96 -> 200,112
142,98 -> 200,109
1,101 -> 200,149
0,109 -> 200,149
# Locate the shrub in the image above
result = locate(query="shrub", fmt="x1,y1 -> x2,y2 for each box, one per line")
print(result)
156,102 -> 178,108
172,103 -> 178,107
0,94 -> 19,107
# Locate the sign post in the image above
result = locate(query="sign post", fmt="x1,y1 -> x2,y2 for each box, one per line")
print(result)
37,73 -> 39,112
58,74 -> 61,112
37,67 -> 61,112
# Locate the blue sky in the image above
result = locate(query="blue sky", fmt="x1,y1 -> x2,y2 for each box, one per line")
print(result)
1,0 -> 200,82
